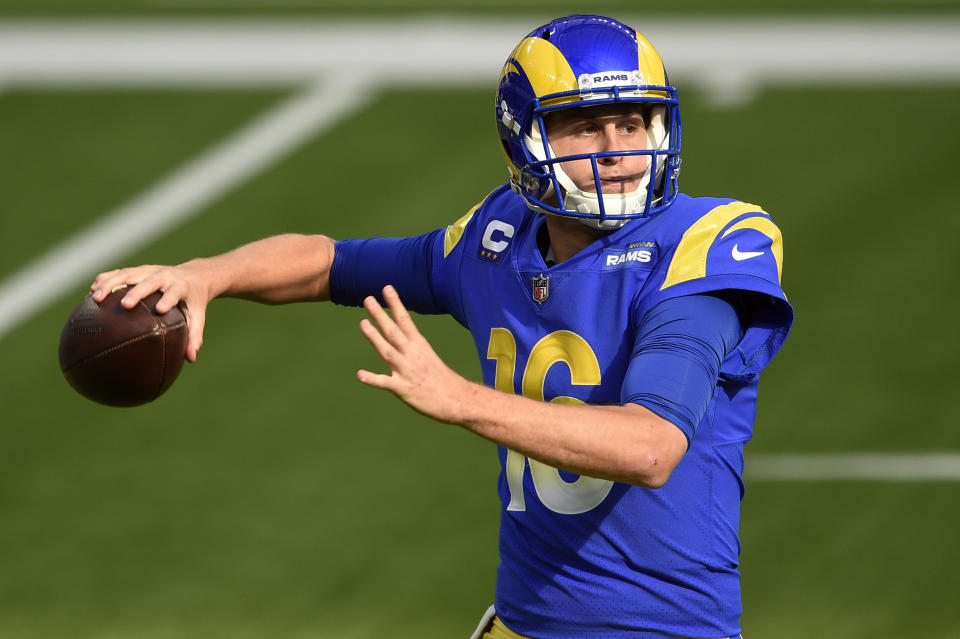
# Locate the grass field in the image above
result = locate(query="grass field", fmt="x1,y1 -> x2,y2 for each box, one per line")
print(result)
1,8 -> 959,639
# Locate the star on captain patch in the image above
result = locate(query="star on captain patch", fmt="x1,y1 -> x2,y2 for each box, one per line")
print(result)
532,274 -> 550,304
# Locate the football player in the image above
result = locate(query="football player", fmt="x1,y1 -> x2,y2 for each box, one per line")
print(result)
92,14 -> 792,638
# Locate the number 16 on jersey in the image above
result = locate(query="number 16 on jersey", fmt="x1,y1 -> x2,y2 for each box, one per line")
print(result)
487,328 -> 614,515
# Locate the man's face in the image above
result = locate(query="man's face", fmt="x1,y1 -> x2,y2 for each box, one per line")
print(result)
544,103 -> 650,195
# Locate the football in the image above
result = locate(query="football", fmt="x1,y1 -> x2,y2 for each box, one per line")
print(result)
58,288 -> 189,407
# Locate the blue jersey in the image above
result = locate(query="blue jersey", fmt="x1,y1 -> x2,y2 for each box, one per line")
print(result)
331,185 -> 793,638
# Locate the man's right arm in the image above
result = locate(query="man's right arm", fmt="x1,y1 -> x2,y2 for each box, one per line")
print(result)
91,233 -> 336,362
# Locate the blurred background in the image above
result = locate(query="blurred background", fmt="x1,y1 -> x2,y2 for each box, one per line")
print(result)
1,1 -> 959,637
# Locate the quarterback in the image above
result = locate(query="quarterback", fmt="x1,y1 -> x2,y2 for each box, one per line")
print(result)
92,15 -> 793,639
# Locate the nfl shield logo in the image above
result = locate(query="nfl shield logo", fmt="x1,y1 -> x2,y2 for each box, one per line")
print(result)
532,274 -> 550,304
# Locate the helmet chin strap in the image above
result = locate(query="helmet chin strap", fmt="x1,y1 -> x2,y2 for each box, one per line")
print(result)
552,161 -> 650,229
524,106 -> 669,230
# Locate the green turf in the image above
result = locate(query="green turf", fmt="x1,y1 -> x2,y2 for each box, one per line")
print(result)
742,482 -> 960,638
1,79 -> 959,637
0,90 -> 289,281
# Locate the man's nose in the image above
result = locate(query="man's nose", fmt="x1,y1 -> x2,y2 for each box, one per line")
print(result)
597,128 -> 624,165
597,127 -> 624,164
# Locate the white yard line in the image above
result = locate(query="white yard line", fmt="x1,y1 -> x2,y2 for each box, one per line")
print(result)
747,453 -> 960,481
1,17 -> 959,90
0,74 -> 374,339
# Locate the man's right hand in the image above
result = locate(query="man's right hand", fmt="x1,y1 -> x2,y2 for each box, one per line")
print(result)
91,260 -> 214,362
88,233 -> 336,363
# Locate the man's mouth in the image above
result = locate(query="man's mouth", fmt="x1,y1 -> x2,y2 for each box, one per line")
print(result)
598,176 -> 638,193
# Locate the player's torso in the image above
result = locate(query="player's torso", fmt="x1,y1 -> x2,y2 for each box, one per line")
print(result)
456,190 -> 670,406
445,188 -> 748,637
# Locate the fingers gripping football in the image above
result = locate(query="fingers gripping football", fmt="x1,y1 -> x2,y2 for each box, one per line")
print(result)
357,286 -> 468,423
90,263 -> 211,362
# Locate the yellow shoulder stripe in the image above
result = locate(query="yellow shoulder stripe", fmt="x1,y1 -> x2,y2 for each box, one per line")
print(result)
661,201 -> 782,290
721,216 -> 783,283
443,190 -> 498,258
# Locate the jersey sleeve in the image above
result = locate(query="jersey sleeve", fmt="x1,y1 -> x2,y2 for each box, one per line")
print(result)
329,188 -> 502,324
639,200 -> 794,382
621,293 -> 743,443
329,230 -> 446,314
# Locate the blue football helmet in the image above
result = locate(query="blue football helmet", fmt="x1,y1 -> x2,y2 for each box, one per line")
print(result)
496,15 -> 682,228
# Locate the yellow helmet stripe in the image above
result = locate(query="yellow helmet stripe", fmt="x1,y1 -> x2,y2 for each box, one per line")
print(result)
498,61 -> 520,85
508,37 -> 578,98
661,201 -> 782,289
635,31 -> 667,86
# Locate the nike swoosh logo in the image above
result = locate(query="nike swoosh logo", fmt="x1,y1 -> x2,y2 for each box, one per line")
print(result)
732,244 -> 765,261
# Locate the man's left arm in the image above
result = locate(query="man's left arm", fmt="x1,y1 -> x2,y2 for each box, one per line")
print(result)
356,286 -> 741,489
